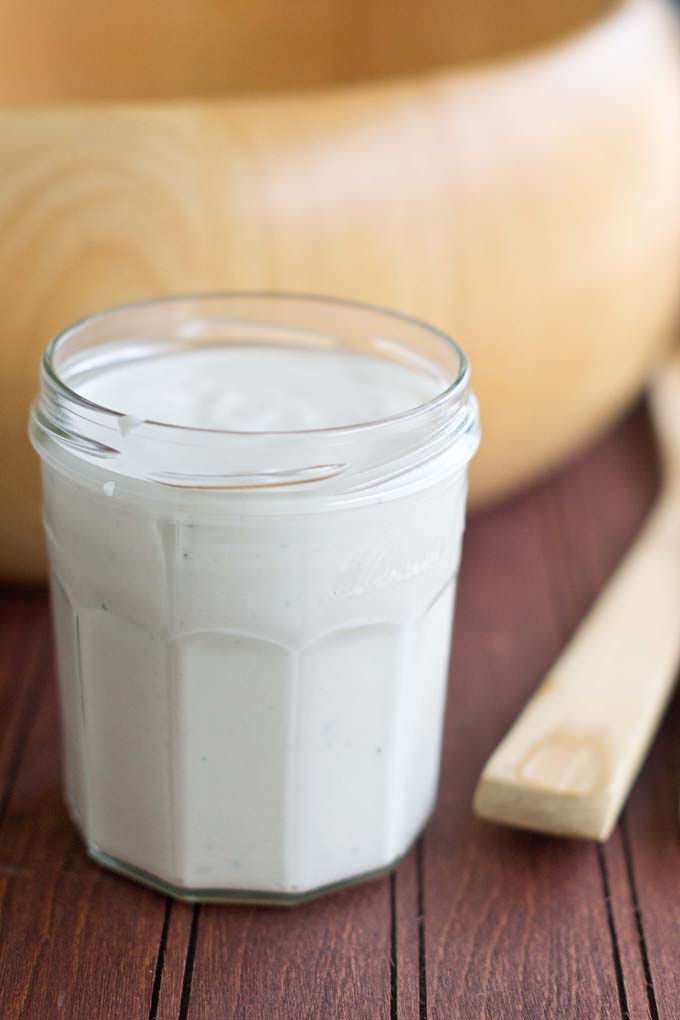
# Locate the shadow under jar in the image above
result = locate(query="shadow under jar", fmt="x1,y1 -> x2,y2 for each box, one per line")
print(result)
30,293 -> 479,904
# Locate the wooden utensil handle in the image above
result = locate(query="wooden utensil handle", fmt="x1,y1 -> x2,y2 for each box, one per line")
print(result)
473,488 -> 680,840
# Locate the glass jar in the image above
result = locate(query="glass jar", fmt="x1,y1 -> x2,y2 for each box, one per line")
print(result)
30,293 -> 479,903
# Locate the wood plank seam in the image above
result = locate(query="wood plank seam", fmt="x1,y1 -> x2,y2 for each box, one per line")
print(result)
178,904 -> 200,1020
619,813 -> 660,1020
148,898 -> 174,1020
390,871 -> 398,1020
415,839 -> 427,1020
541,486 -> 634,1019
596,844 -> 631,1020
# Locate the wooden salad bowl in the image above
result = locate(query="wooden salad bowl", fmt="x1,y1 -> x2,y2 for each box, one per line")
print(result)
2,0 -> 680,580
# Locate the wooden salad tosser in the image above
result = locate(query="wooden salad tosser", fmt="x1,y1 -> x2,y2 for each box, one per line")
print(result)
474,352 -> 680,840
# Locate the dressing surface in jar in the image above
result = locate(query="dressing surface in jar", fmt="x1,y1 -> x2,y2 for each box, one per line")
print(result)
30,294 -> 480,903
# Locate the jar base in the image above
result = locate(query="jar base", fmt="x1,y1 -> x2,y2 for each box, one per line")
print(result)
86,840 -> 417,906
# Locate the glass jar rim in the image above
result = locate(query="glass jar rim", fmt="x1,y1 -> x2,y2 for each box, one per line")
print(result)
42,290 -> 471,437
31,291 -> 479,501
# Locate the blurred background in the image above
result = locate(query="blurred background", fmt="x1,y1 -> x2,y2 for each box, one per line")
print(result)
1,0 -> 680,581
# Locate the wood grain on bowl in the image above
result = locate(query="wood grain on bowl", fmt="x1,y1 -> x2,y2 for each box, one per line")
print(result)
1,0 -> 679,580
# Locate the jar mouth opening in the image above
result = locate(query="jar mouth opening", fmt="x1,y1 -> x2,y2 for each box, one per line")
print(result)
33,291 -> 479,498
42,291 -> 471,439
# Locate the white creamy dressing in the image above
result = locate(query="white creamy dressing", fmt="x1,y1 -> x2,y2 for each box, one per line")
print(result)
76,346 -> 444,430
45,344 -> 468,897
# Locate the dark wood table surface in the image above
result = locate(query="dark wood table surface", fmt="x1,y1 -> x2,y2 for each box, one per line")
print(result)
1,402 -> 677,1020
